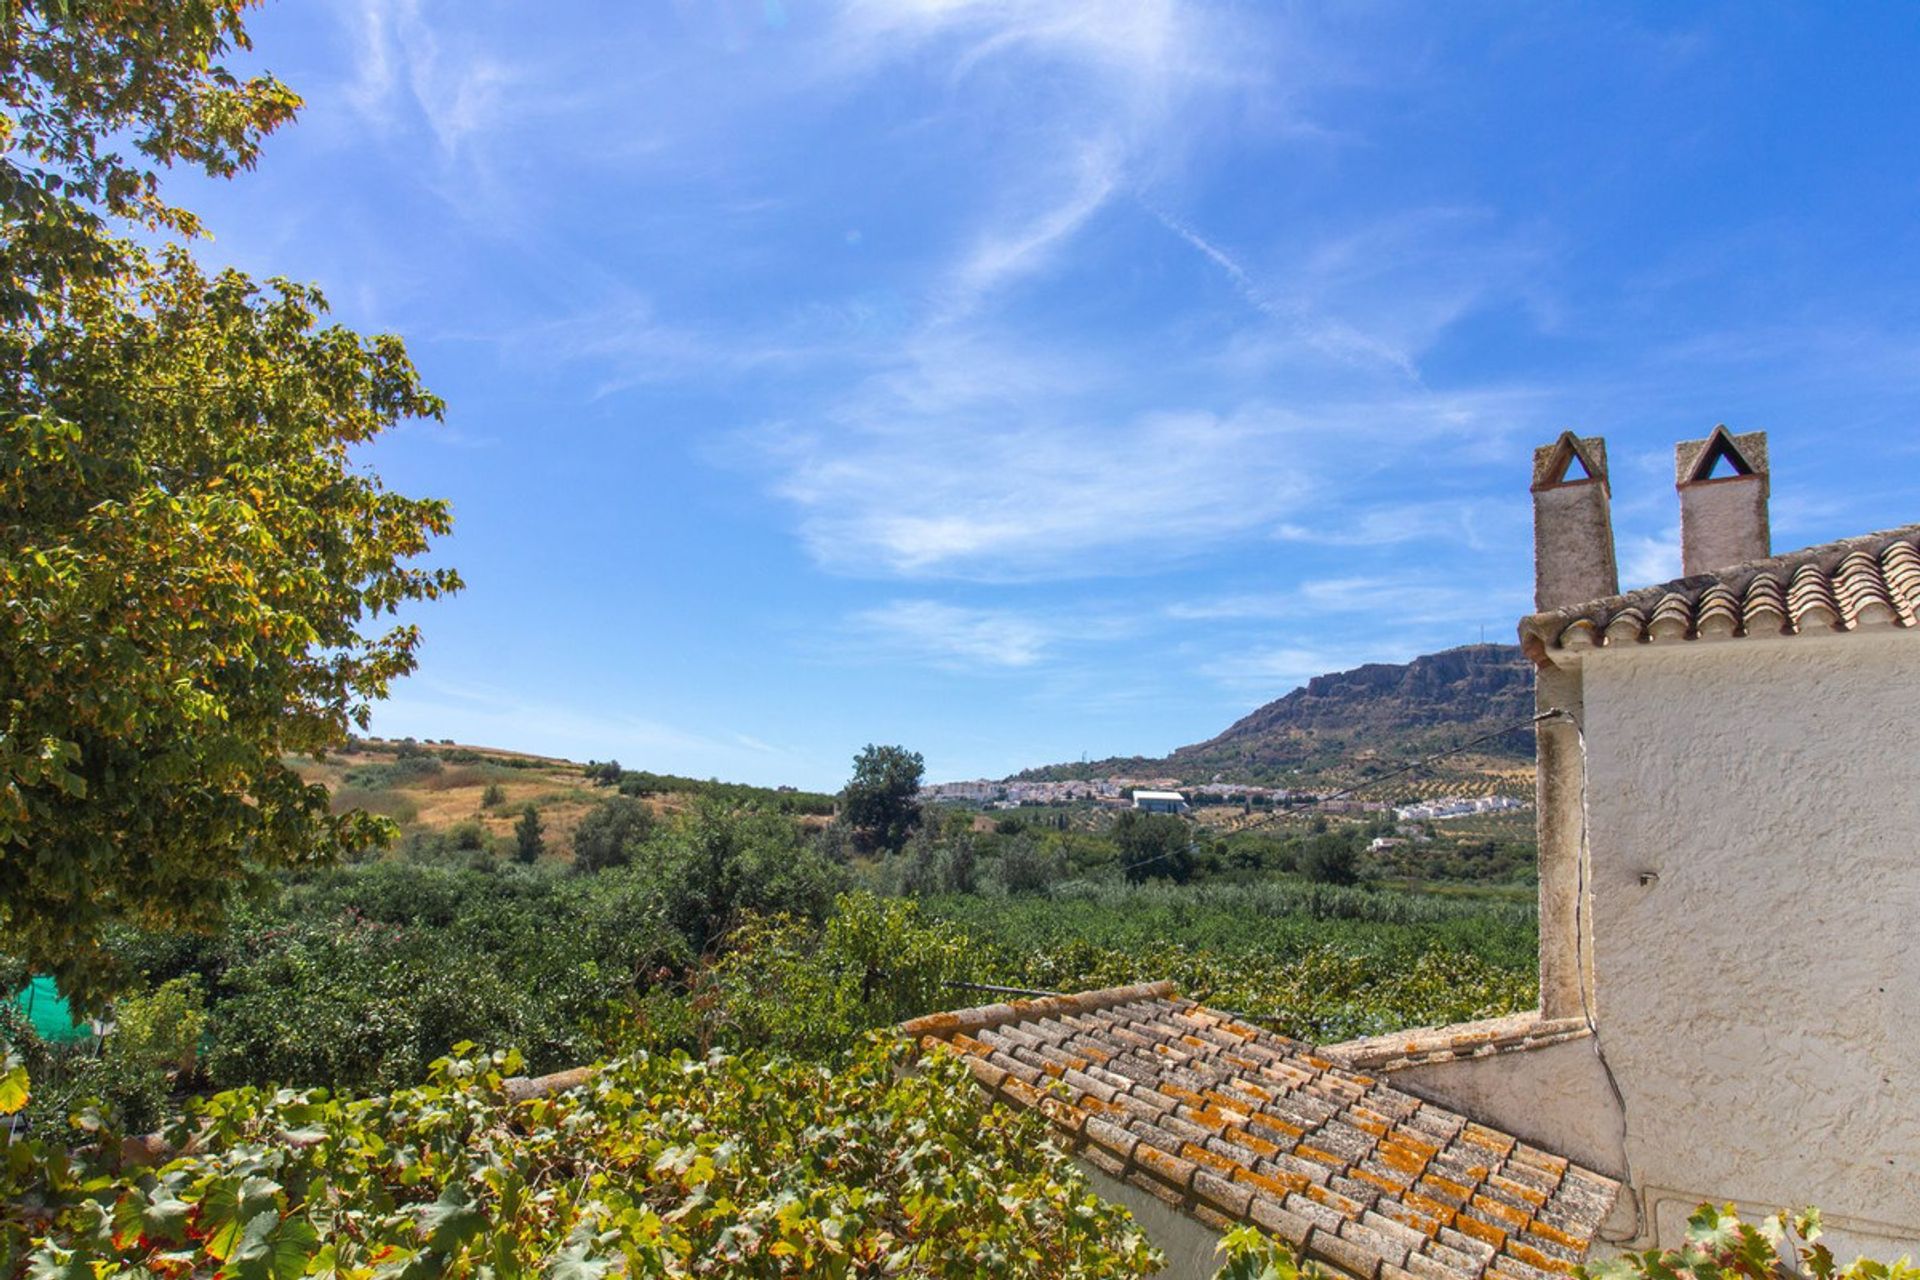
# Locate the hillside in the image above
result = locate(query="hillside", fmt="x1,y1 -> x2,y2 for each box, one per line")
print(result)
1017,643 -> 1536,787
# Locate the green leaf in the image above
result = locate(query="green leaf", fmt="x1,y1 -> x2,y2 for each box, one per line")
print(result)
419,1186 -> 485,1254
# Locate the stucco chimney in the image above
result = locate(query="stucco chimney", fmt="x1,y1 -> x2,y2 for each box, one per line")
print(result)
1675,427 -> 1769,576
1532,432 -> 1618,611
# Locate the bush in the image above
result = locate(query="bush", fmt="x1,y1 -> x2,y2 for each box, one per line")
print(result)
0,1039 -> 1163,1279
572,796 -> 654,873
992,835 -> 1068,895
1582,1204 -> 1918,1280
481,782 -> 506,808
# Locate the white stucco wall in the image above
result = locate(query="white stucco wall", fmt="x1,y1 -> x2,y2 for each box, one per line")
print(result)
1578,631 -> 1920,1256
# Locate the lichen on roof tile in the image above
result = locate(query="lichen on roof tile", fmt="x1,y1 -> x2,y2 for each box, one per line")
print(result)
907,988 -> 1618,1280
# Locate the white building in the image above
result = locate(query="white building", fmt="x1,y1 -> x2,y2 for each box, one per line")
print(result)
1337,428 -> 1920,1260
1131,789 -> 1190,815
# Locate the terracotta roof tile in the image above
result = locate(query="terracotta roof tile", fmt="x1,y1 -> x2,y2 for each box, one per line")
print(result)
1520,524 -> 1920,654
907,985 -> 1618,1280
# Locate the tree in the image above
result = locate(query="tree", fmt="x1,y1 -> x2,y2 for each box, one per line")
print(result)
571,796 -> 654,873
839,744 -> 924,855
0,2 -> 458,1002
1301,832 -> 1359,886
513,806 -> 544,865
1115,810 -> 1194,884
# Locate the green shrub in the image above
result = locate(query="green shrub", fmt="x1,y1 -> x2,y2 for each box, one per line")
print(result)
1582,1205 -> 1917,1280
328,785 -> 419,824
1,1040 -> 1162,1278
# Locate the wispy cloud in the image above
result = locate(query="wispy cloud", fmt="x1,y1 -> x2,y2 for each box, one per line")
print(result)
850,599 -> 1062,669
1169,575 -> 1527,627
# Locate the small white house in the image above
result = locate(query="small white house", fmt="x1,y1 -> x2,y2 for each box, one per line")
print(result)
1132,789 -> 1190,815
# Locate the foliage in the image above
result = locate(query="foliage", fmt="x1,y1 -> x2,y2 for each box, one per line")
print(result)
0,1038 -> 1162,1279
990,836 -> 1070,896
701,894 -> 972,1060
512,805 -> 543,865
613,769 -> 835,816
1213,1227 -> 1318,1280
571,796 -> 653,873
0,0 -> 457,1003
481,782 -> 506,808
840,744 -> 924,855
645,801 -> 845,951
1300,833 -> 1359,886
920,884 -> 1536,1043
1115,810 -> 1193,884
1582,1204 -> 1918,1280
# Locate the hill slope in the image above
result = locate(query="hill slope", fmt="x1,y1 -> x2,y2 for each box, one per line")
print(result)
1018,644 -> 1536,786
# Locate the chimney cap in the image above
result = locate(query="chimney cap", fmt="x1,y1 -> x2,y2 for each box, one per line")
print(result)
1676,426 -> 1768,486
1532,432 -> 1609,493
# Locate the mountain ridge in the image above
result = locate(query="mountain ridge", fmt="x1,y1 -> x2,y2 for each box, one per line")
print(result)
1013,643 -> 1536,786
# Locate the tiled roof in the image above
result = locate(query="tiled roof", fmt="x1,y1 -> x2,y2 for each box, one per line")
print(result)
903,983 -> 1619,1280
1520,525 -> 1920,654
1325,1013 -> 1590,1074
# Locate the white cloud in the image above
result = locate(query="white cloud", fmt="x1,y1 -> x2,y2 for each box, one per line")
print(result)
851,600 -> 1060,668
1620,529 -> 1682,588
1169,575 -> 1527,627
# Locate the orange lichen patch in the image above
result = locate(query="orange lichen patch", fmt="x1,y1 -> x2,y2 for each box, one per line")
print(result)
1040,1060 -> 1065,1078
1075,1094 -> 1123,1117
1419,1174 -> 1473,1205
1304,1183 -> 1365,1217
1352,1167 -> 1406,1198
1224,1126 -> 1281,1158
1204,1090 -> 1253,1116
1487,1174 -> 1549,1208
1235,1167 -> 1311,1198
1135,1144 -> 1197,1189
1370,1198 -> 1443,1239
1182,1035 -> 1213,1051
1159,1083 -> 1208,1108
1392,1130 -> 1442,1160
1038,1097 -> 1084,1134
1300,1054 -> 1336,1071
1347,1114 -> 1391,1138
1508,1147 -> 1571,1178
1461,1124 -> 1517,1159
999,1077 -> 1045,1109
1295,1144 -> 1347,1169
1079,1044 -> 1112,1064
1183,1142 -> 1239,1175
948,1033 -> 993,1057
1471,1195 -> 1531,1232
1230,1077 -> 1273,1102
1403,1192 -> 1458,1226
1376,1143 -> 1431,1176
1248,1113 -> 1307,1141
1509,1243 -> 1576,1274
1181,1108 -> 1230,1133
1526,1219 -> 1589,1251
1454,1214 -> 1508,1250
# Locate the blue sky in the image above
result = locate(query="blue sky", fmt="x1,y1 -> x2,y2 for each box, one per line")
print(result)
179,2 -> 1920,790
